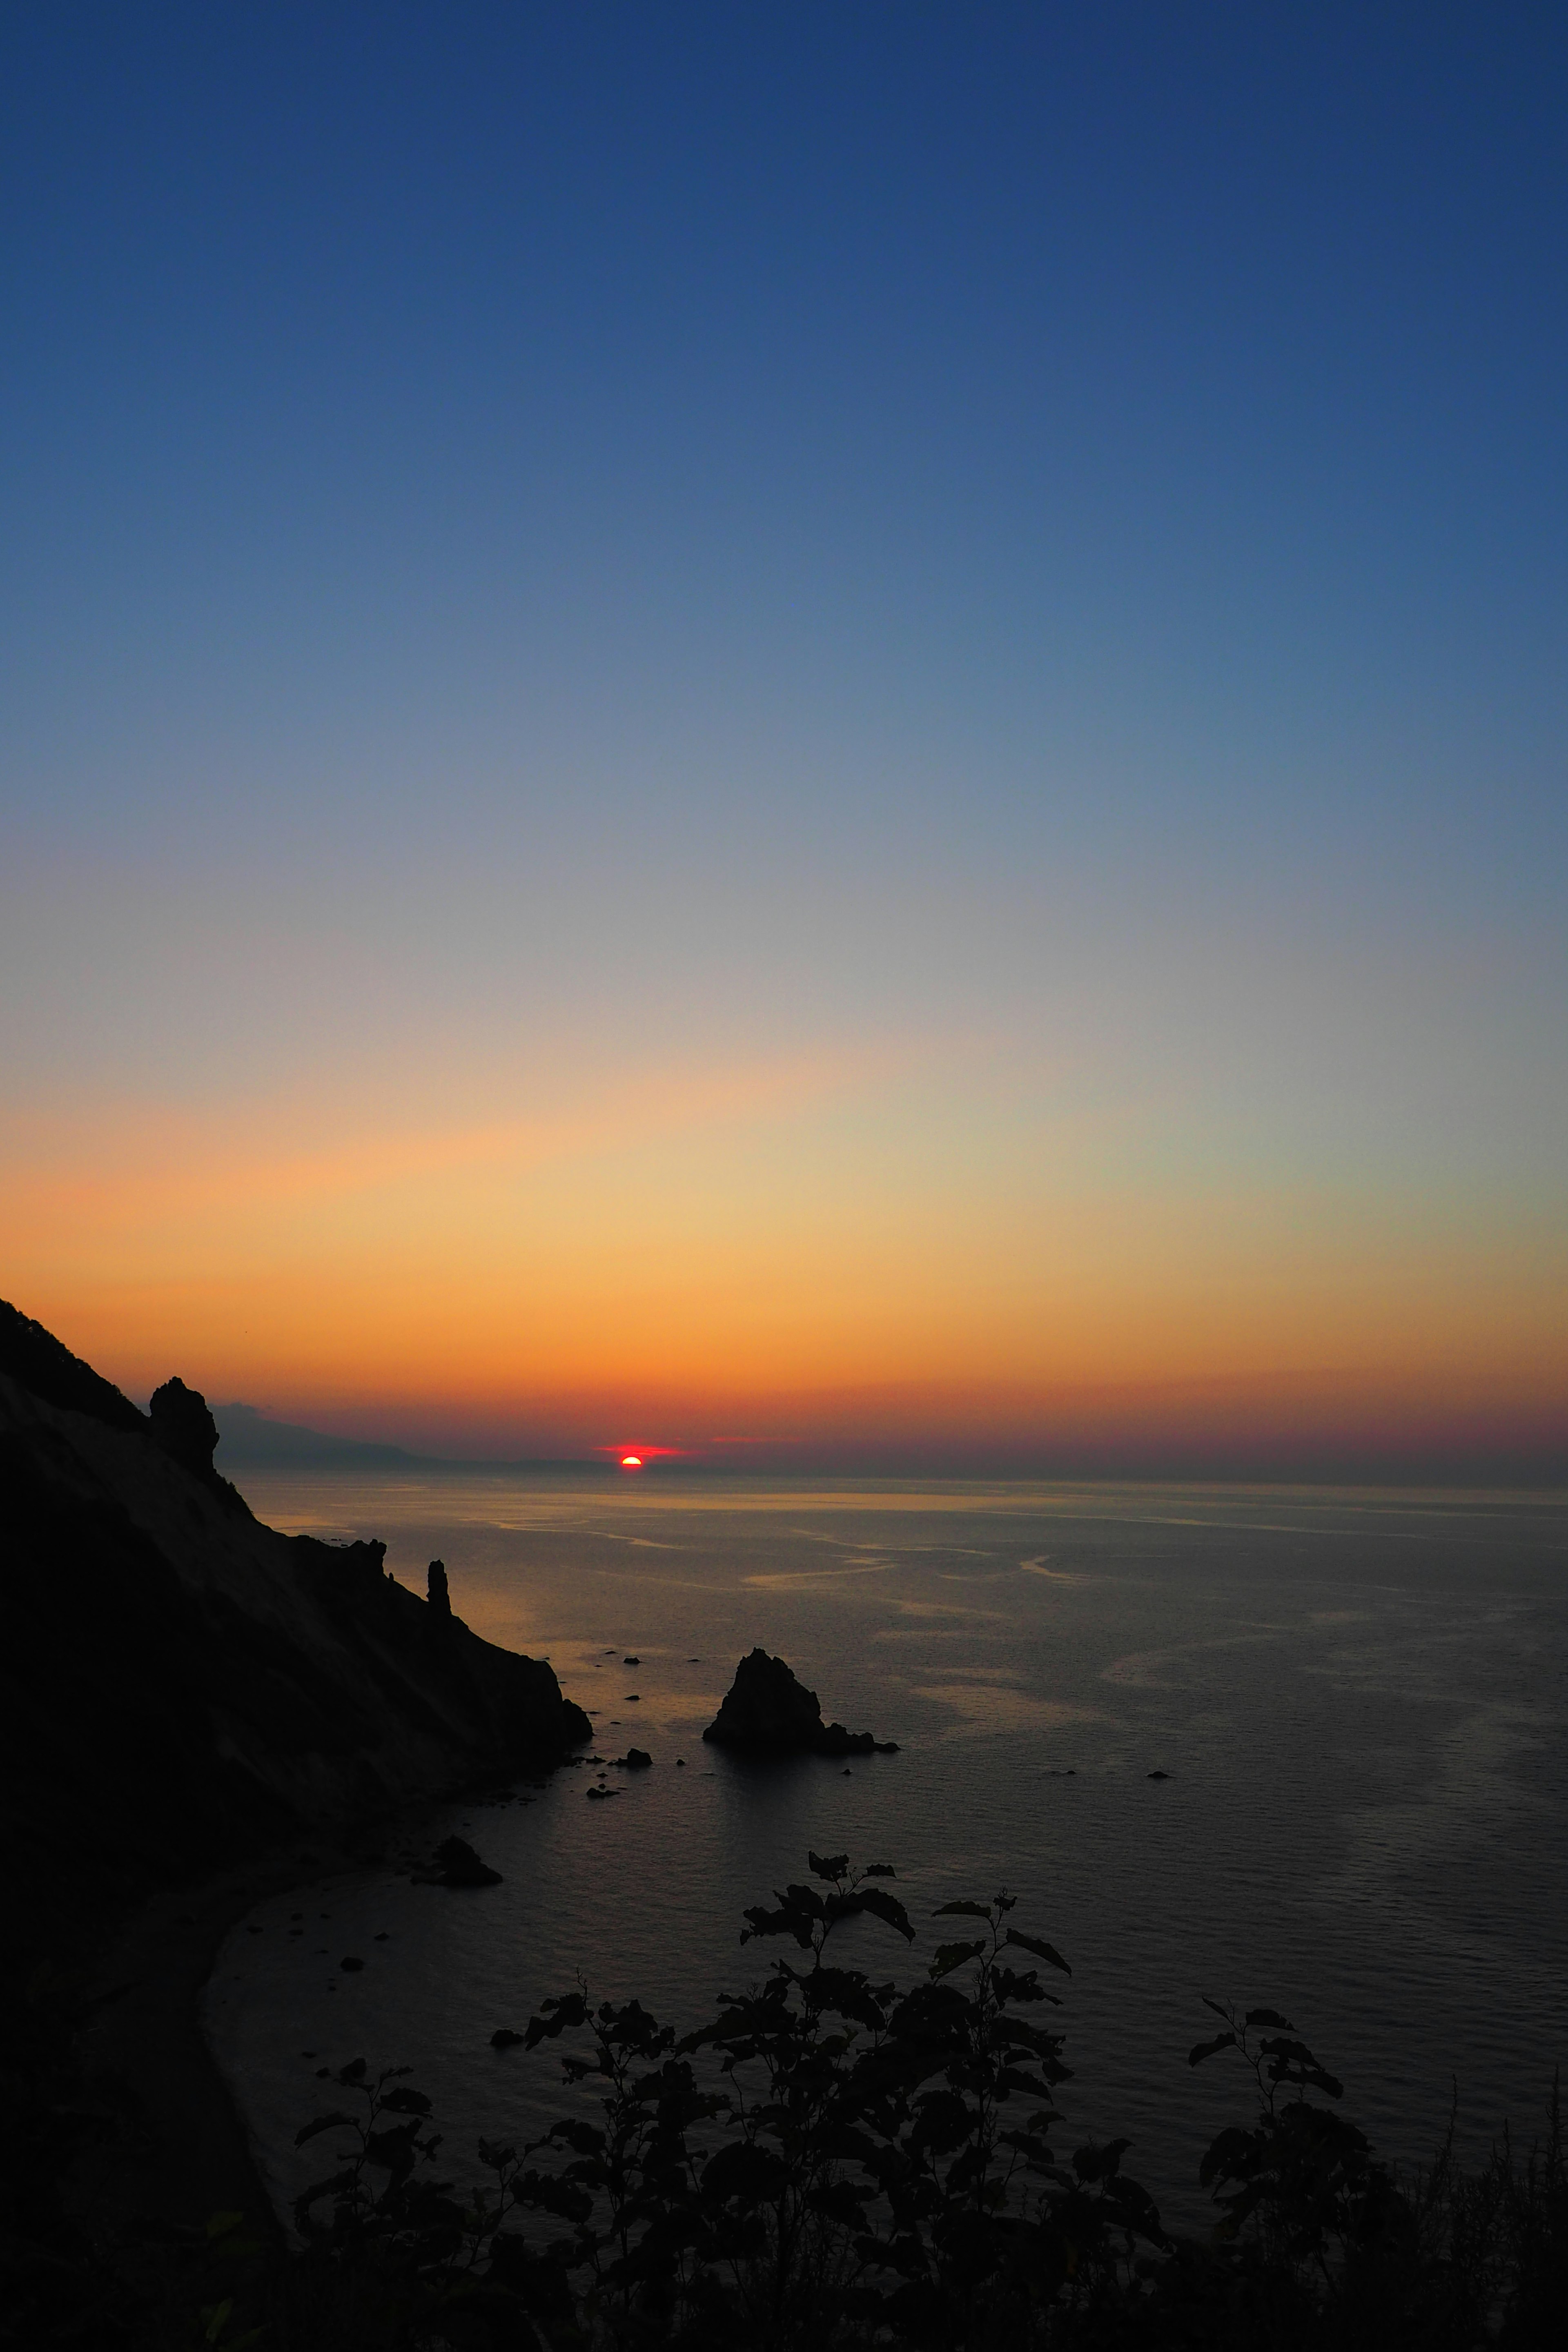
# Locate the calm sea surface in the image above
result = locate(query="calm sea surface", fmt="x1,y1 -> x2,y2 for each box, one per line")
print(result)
205,1472 -> 1568,2232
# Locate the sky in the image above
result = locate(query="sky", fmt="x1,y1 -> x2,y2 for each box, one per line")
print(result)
2,2 -> 1565,1477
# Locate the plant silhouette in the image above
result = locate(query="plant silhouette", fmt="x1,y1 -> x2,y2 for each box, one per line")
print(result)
275,1855 -> 1567,2348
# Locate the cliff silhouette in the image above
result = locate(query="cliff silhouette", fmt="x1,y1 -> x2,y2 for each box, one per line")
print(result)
0,1298 -> 590,1919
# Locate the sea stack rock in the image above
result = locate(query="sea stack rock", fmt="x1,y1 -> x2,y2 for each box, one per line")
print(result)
703,1648 -> 898,1757
428,1558 -> 452,1617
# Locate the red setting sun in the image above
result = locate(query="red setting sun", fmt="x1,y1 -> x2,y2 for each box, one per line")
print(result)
619,1453 -> 643,1470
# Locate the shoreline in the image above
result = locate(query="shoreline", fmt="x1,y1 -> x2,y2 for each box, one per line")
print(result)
78,1836 -> 380,2244
76,1760 -> 574,2244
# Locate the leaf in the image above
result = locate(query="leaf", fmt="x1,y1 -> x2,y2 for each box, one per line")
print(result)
996,2067 -> 1058,2102
1100,2176 -> 1166,2246
1245,2007 -> 1294,2031
379,2087 -> 433,2114
336,2057 -> 367,2085
808,2176 -> 869,2229
805,1964 -> 892,2029
741,1886 -> 823,1947
1188,2032 -> 1236,2067
999,2014 -> 1069,2057
1198,2124 -> 1262,2190
549,2119 -> 605,2156
1005,1929 -> 1071,1975
808,1850 -> 850,1880
849,1886 -> 916,1942
293,2166 -> 357,2214
524,1994 -> 588,2047
911,2089 -> 973,2155
514,2169 -> 594,2223
929,1938 -> 987,1980
932,1900 -> 992,1920
1071,2136 -> 1131,2183
863,1862 -> 897,1877
294,2111 -> 355,2147
702,2141 -> 789,2204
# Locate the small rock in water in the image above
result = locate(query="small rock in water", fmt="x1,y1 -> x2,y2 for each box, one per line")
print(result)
676,1757 -> 686,1766
625,1693 -> 641,1701
491,2028 -> 524,2049
1147,1769 -> 1171,1781
586,1785 -> 621,1801
434,1835 -> 503,1887
339,1956 -> 365,1971
624,1655 -> 640,1664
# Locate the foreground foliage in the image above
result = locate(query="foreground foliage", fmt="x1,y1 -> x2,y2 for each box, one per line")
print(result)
7,1857 -> 1565,2348
282,1855 -> 1565,2350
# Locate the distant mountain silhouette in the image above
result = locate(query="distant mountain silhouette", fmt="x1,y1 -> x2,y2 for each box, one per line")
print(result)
213,1401 -> 421,1468
213,1399 -> 600,1473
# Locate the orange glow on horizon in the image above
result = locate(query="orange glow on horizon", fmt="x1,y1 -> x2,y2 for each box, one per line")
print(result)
4,1032 -> 1565,1480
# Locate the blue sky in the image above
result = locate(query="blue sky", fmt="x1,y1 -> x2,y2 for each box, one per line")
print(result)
2,4 -> 1565,1468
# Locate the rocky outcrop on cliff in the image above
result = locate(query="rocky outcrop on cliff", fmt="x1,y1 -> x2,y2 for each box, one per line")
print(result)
147,1372 -> 249,1509
703,1647 -> 899,1757
0,1300 -> 590,1914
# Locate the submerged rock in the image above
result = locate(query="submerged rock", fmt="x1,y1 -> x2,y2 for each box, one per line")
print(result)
702,1649 -> 898,1758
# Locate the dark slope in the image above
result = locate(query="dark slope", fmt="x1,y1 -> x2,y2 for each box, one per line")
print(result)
0,1302 -> 590,1922
0,1297 -> 147,1433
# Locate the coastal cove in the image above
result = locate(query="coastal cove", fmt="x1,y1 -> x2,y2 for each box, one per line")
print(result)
211,1468 -> 1568,2232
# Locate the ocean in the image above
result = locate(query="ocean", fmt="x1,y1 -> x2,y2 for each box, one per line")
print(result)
203,1471 -> 1568,2233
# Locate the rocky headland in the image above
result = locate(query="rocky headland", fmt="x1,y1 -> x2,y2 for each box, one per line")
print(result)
0,1298 -> 590,2235
0,1298 -> 589,1918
